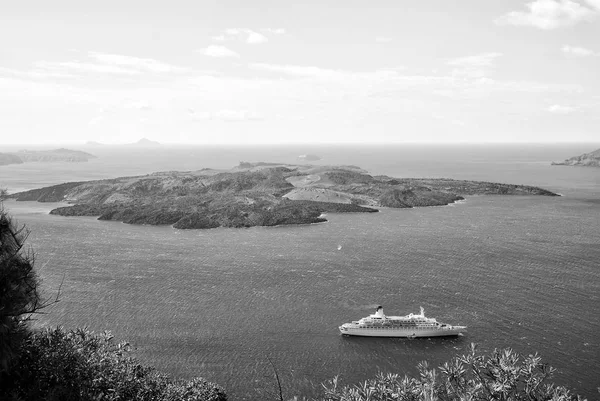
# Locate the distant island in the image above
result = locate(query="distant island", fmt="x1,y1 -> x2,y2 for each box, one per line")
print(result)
551,148 -> 600,167
0,153 -> 24,166
10,162 -> 559,229
132,137 -> 161,147
298,154 -> 321,161
0,148 -> 96,166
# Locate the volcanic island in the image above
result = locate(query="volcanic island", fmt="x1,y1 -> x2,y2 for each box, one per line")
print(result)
10,162 -> 559,229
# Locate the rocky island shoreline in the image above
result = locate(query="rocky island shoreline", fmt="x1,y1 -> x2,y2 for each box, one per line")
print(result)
551,148 -> 600,167
10,162 -> 559,229
0,148 -> 96,166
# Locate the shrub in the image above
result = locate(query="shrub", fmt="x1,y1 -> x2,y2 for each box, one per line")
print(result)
0,208 -> 43,372
1,327 -> 227,401
320,344 -> 587,401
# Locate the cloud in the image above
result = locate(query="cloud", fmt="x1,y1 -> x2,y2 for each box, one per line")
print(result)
249,63 -> 401,82
28,52 -> 190,78
125,100 -> 152,110
246,61 -> 580,100
200,45 -> 240,58
447,53 -> 503,78
188,108 -> 212,121
250,63 -> 341,78
447,52 -> 503,67
495,0 -> 598,29
211,28 -> 282,44
548,104 -> 576,113
584,0 -> 600,10
88,115 -> 105,126
246,31 -> 268,44
562,45 -> 596,56
87,52 -> 189,73
375,36 -> 393,43
0,66 -> 78,80
34,60 -> 141,75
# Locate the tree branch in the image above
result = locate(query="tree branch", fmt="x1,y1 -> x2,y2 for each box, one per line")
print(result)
266,356 -> 284,401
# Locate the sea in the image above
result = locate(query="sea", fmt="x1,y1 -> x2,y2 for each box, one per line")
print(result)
1,143 -> 599,400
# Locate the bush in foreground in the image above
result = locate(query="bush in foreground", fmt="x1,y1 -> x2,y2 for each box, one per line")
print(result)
319,344 -> 588,401
1,326 -> 226,401
0,205 -> 43,372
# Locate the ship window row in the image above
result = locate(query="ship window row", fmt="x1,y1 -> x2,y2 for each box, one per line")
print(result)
359,326 -> 442,330
353,322 -> 438,327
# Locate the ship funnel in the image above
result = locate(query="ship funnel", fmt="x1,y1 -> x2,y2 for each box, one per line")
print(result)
375,306 -> 385,318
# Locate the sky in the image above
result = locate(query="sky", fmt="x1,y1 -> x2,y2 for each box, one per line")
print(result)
1,0 -> 599,145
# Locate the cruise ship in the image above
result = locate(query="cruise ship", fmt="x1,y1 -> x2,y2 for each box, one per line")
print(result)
339,306 -> 466,337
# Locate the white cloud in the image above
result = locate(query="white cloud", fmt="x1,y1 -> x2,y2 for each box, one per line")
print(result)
34,60 -> 141,75
212,28 -> 282,44
125,100 -> 152,110
447,53 -> 503,78
87,115 -> 106,127
562,45 -> 596,56
26,53 -> 190,78
200,45 -> 240,58
0,66 -> 78,80
548,104 -> 576,113
375,36 -> 393,43
495,0 -> 598,29
246,31 -> 268,44
188,108 -> 212,121
1,51 -> 589,145
88,52 -> 189,73
249,63 -> 401,82
247,61 -> 581,100
585,0 -> 600,10
250,63 -> 340,78
447,52 -> 503,67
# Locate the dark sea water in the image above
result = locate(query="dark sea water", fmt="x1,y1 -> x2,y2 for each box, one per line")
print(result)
1,144 -> 599,400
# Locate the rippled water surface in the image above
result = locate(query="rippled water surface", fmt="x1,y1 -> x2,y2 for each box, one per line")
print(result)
2,144 -> 599,399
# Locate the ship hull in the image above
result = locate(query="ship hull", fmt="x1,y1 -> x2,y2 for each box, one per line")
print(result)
339,326 -> 466,338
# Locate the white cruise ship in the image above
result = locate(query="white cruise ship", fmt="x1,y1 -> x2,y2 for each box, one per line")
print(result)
339,306 -> 466,337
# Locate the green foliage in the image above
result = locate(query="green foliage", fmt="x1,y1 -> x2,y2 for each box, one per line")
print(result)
1,327 -> 227,401
165,377 -> 229,401
319,344 -> 587,401
0,208 -> 42,372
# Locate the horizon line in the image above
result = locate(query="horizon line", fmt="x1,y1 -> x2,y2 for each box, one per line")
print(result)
2,140 -> 600,147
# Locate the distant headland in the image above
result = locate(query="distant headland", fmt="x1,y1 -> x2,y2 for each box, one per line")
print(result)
0,148 -> 96,166
551,148 -> 600,167
10,162 -> 559,229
